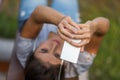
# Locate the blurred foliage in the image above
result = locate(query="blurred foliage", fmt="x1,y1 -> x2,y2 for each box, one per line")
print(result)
0,12 -> 17,38
0,0 -> 120,80
0,0 -> 19,38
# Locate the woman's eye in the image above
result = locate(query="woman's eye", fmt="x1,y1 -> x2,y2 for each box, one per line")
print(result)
54,53 -> 60,59
40,49 -> 48,53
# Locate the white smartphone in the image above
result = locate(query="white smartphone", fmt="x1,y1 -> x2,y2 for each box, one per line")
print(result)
60,40 -> 81,63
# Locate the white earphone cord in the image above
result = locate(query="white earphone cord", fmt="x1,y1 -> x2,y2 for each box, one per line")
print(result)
58,60 -> 64,80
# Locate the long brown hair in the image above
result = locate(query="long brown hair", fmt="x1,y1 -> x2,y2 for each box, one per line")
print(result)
24,52 -> 65,80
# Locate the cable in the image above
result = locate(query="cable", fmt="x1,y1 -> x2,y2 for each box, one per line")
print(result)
58,60 -> 64,80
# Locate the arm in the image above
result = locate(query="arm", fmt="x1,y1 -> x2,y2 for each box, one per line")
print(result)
84,17 -> 110,54
21,6 -> 65,39
87,17 -> 110,36
71,17 -> 110,76
21,5 -> 79,41
7,38 -> 24,80
61,17 -> 110,48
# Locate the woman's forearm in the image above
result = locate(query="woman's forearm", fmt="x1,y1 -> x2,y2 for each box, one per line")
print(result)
21,6 -> 65,39
32,6 -> 65,25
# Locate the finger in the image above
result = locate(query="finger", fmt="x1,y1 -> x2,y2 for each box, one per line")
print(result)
59,25 -> 91,40
65,16 -> 80,30
78,24 -> 90,30
77,29 -> 90,35
58,23 -> 72,37
58,30 -> 72,43
70,39 -> 89,47
72,33 -> 91,39
80,46 -> 84,52
69,21 -> 80,30
58,25 -> 74,38
62,20 -> 78,34
78,39 -> 90,47
77,24 -> 90,34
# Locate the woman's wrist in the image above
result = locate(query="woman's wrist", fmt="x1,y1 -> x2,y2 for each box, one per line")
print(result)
85,20 -> 96,35
57,16 -> 68,26
55,15 -> 65,26
91,20 -> 98,34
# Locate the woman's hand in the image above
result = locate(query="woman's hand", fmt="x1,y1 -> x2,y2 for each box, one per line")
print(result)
58,16 -> 80,42
70,23 -> 92,52
58,16 -> 80,36
70,22 -> 93,47
58,17 -> 93,51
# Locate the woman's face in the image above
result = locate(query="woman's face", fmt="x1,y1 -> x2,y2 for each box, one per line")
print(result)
34,32 -> 64,66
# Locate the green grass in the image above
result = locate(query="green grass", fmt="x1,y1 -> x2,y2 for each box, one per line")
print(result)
0,11 -> 17,38
89,21 -> 120,80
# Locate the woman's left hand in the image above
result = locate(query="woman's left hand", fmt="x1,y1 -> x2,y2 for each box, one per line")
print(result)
70,22 -> 93,47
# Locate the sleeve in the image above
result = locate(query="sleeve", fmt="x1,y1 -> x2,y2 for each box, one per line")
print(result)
73,51 -> 96,75
16,34 -> 34,68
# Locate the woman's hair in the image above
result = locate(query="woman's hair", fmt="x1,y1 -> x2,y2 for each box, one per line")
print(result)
24,52 -> 65,80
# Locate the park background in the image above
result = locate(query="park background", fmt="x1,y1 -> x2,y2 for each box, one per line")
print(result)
0,0 -> 120,80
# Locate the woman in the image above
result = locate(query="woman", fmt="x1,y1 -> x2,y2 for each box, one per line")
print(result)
17,5 -> 86,80
7,1 -> 109,80
16,6 -> 109,80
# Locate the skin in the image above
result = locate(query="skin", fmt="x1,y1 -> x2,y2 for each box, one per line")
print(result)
21,6 -> 109,65
34,32 -> 64,67
7,6 -> 109,80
